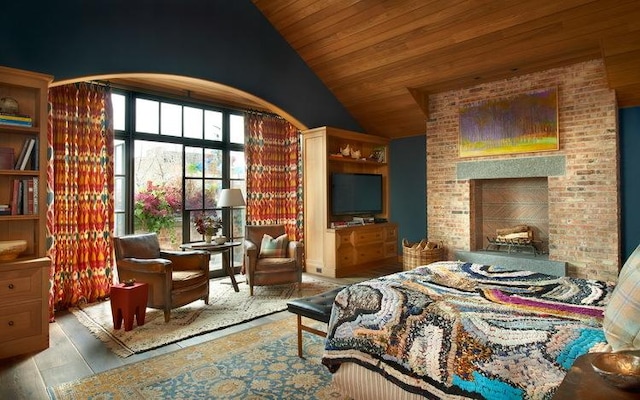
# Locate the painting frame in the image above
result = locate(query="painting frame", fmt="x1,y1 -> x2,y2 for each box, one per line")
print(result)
458,87 -> 559,158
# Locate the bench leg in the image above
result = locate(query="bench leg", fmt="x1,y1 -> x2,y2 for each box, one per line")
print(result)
297,314 -> 303,358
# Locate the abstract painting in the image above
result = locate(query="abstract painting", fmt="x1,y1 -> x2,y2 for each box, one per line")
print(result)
459,87 -> 558,157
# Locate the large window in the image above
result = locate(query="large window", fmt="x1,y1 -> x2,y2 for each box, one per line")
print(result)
112,91 -> 246,275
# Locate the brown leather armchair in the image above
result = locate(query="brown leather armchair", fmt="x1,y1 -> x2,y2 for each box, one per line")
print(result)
113,233 -> 211,322
244,225 -> 303,296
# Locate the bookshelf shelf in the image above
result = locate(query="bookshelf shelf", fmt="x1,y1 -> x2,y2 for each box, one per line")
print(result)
0,169 -> 39,176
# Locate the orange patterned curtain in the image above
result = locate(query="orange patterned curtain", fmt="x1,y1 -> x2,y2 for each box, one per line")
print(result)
245,112 -> 302,240
47,83 -> 114,319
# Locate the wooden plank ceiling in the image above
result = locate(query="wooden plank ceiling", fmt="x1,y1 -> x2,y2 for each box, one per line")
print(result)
252,0 -> 640,138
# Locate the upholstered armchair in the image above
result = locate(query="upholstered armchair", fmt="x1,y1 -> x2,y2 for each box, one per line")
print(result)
113,233 -> 211,322
244,225 -> 304,296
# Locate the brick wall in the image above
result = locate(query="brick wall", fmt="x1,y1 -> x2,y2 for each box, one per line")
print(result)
426,59 -> 619,281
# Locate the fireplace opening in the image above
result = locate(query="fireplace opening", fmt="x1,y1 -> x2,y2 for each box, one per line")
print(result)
472,177 -> 549,256
485,224 -> 542,256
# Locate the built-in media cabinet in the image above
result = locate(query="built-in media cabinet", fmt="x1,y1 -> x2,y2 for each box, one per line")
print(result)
302,126 -> 397,278
0,66 -> 51,358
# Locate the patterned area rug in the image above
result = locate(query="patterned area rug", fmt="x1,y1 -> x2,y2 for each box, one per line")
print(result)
48,317 -> 348,399
71,274 -> 341,357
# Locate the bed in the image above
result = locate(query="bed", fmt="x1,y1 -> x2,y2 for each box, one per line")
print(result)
321,260 -> 626,399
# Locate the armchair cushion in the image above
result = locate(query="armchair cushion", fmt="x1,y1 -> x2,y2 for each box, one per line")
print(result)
259,233 -> 289,258
253,257 -> 298,272
172,270 -> 209,289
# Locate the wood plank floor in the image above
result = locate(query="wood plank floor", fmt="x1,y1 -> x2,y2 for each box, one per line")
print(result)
0,263 -> 401,399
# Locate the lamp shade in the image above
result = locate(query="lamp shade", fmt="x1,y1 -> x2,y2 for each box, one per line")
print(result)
218,188 -> 245,207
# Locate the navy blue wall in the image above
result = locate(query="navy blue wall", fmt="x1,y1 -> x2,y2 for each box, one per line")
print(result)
389,135 -> 427,246
621,106 -> 640,261
0,0 -> 361,133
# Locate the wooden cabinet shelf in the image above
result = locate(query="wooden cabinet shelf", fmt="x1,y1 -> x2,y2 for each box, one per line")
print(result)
0,125 -> 39,134
302,126 -> 396,278
328,155 -> 388,166
0,169 -> 39,175
0,66 -> 52,359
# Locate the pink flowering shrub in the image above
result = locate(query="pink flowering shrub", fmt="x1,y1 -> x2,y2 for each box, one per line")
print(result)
134,181 -> 182,233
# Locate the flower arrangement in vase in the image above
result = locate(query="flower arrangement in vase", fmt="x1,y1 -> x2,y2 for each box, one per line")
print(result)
193,213 -> 223,243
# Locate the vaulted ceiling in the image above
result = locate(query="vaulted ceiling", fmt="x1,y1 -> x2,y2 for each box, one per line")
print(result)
252,0 -> 640,138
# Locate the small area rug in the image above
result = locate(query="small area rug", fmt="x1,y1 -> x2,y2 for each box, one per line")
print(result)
48,317 -> 348,399
71,274 -> 341,357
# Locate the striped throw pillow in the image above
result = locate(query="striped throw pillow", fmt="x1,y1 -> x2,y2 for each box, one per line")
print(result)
259,233 -> 288,258
603,243 -> 640,351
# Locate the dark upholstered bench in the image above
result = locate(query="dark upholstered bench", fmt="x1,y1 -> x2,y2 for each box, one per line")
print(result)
286,286 -> 346,358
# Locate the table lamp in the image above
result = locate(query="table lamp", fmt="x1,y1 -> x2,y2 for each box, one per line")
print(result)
218,188 -> 246,242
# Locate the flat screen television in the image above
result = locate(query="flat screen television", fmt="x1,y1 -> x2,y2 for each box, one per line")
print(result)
331,173 -> 383,216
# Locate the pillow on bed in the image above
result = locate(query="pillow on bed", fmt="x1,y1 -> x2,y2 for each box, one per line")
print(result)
603,243 -> 640,351
259,233 -> 288,258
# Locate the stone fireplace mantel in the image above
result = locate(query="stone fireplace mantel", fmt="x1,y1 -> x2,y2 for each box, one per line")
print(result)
456,155 -> 565,180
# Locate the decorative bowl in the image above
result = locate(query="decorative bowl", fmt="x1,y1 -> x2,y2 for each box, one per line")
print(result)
0,97 -> 19,114
591,352 -> 640,390
0,240 -> 27,261
213,236 -> 227,245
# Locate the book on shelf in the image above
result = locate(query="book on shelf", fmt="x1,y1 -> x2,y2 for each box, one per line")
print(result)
32,177 -> 38,213
10,179 -> 20,215
14,138 -> 36,170
31,139 -> 39,169
0,120 -> 33,127
0,146 -> 14,169
0,112 -> 32,120
23,178 -> 35,215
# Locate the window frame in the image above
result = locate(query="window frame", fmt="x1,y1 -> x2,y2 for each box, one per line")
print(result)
112,88 -> 246,267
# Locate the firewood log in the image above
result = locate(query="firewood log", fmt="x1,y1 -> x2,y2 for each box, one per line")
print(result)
496,225 -> 530,236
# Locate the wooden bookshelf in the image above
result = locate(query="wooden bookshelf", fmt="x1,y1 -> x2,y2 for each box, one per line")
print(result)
0,66 -> 52,359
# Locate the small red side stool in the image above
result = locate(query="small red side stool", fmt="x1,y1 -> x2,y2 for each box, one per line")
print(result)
110,282 -> 148,331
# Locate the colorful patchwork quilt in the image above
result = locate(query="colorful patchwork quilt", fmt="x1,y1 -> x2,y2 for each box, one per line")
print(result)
322,261 -> 614,399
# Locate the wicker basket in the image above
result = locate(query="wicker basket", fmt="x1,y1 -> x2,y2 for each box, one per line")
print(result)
402,239 -> 444,271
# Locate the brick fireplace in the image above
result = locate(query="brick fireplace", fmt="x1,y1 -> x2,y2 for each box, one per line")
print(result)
426,59 -> 619,281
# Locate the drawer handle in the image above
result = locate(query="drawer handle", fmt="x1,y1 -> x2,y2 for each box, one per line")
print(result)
8,283 -> 14,289
8,320 -> 14,326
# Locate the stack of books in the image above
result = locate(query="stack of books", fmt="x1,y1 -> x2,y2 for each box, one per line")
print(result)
0,112 -> 33,127
10,178 -> 38,215
0,204 -> 10,216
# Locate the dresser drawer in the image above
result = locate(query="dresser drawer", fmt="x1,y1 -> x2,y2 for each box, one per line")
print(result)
385,242 -> 398,258
336,247 -> 355,267
0,300 -> 42,342
385,226 -> 397,241
354,229 -> 384,245
0,266 -> 42,306
336,230 -> 354,247
356,244 -> 384,264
